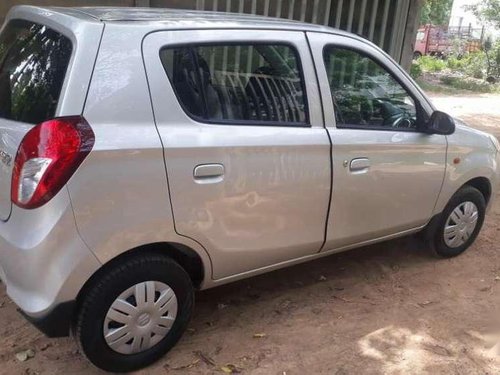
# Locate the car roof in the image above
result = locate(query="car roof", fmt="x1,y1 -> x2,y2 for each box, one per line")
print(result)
66,7 -> 325,29
31,6 -> 343,33
9,6 -> 368,44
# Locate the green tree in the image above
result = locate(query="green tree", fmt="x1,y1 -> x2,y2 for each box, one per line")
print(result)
465,0 -> 500,29
420,0 -> 453,26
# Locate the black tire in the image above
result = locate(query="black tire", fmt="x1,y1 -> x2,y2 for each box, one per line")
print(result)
413,51 -> 422,60
75,253 -> 194,372
431,186 -> 486,258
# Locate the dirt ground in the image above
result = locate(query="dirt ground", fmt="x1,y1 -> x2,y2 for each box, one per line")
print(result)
2,92 -> 500,375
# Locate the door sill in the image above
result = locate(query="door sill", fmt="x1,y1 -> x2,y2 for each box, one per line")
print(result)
203,225 -> 425,290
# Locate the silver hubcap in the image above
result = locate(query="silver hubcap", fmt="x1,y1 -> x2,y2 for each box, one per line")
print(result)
103,281 -> 178,354
444,201 -> 479,248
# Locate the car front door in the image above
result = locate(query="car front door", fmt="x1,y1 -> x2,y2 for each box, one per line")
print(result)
307,32 -> 447,250
143,30 -> 331,279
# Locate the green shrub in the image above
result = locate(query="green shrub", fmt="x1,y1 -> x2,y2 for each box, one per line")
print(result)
410,62 -> 423,78
463,52 -> 487,79
417,55 -> 447,72
439,75 -> 497,92
485,39 -> 500,79
439,75 -> 460,86
446,56 -> 465,70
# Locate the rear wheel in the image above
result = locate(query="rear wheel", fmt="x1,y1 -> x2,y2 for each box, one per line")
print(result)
430,186 -> 486,257
75,254 -> 194,372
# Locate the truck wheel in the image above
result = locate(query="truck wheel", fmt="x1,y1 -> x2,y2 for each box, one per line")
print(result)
431,186 -> 486,258
413,51 -> 422,60
75,253 -> 194,372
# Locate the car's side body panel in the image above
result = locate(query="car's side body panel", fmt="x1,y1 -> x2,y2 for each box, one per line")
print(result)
143,29 -> 331,279
323,130 -> 447,249
0,190 -> 101,317
307,32 -> 448,250
66,23 -> 214,279
435,123 -> 499,214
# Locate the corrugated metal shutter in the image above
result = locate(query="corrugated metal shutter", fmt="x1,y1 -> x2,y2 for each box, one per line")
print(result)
0,0 -> 414,65
194,0 -> 411,62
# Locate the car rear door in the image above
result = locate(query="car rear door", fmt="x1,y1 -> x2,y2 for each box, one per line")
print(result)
307,32 -> 447,250
143,29 -> 331,279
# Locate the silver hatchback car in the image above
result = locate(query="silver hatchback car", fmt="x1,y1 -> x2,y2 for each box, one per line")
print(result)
0,6 -> 499,372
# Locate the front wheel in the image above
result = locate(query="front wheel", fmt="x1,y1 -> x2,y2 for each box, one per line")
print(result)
430,186 -> 486,257
75,253 -> 194,372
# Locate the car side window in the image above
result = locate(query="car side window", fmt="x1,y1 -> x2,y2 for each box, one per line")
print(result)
160,43 -> 308,126
323,46 -> 418,131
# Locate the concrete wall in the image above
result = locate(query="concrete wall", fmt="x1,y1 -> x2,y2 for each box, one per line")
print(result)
400,0 -> 423,71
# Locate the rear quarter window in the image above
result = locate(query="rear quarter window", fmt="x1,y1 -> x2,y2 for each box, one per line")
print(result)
0,19 -> 72,124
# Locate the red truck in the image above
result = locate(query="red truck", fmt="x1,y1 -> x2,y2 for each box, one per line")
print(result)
414,24 -> 483,59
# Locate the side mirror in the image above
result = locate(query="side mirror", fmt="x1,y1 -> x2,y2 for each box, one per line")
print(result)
424,111 -> 455,135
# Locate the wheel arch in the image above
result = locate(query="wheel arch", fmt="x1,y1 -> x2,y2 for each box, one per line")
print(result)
423,176 -> 491,246
75,242 -> 206,310
462,176 -> 492,205
434,162 -> 495,216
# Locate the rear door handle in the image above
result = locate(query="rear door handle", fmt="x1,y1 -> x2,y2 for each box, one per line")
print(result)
349,158 -> 370,173
193,163 -> 224,183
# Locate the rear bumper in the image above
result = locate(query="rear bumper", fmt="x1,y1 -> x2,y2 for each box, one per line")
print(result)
19,300 -> 76,337
0,188 -> 101,335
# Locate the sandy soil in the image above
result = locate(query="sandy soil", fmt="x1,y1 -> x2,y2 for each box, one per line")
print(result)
2,93 -> 500,375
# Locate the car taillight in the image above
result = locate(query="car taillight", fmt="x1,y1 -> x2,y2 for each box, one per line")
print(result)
11,116 -> 95,209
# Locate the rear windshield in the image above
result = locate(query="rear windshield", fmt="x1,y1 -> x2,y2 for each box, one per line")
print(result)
0,20 -> 72,124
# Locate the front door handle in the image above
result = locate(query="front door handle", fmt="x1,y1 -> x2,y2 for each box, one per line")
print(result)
349,158 -> 370,173
194,163 -> 224,183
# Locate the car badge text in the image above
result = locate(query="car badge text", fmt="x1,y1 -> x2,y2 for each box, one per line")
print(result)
0,150 -> 12,167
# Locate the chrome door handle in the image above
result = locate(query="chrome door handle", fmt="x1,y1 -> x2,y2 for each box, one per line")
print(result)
349,158 -> 370,172
193,163 -> 224,183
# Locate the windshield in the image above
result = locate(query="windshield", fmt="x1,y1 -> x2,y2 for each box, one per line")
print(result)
416,31 -> 426,41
